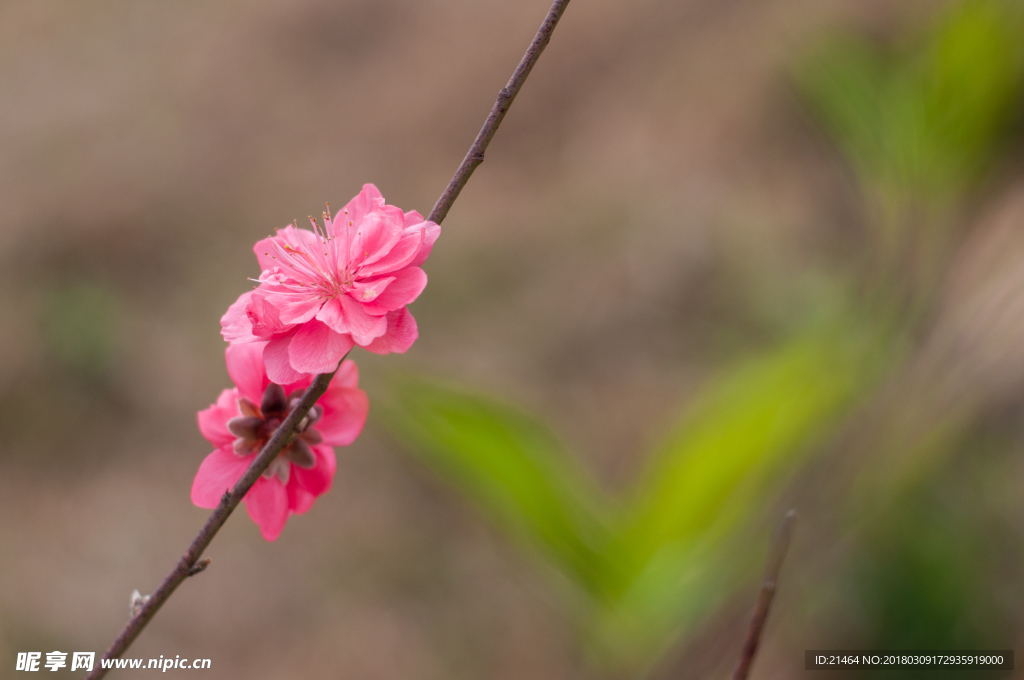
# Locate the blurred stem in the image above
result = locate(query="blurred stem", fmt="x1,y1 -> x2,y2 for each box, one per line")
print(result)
729,510 -> 796,680
86,1 -> 574,676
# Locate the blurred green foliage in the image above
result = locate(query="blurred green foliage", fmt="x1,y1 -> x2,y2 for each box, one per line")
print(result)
795,3 -> 1024,675
384,314 -> 892,668
857,498 -> 1000,650
41,281 -> 119,380
599,320 -> 887,650
384,379 -> 610,595
384,0 -> 1024,673
797,0 -> 1024,202
0,280 -> 124,460
837,454 -> 1019,680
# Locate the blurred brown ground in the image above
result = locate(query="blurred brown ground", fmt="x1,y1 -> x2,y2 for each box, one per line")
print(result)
5,0 -> 1024,678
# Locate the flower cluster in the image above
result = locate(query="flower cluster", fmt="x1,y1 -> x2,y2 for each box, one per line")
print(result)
221,184 -> 439,383
193,184 -> 438,539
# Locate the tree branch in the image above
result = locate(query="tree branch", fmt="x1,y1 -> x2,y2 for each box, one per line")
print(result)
427,0 -> 572,225
730,510 -> 796,680
85,369 -> 337,680
85,1 -> 572,675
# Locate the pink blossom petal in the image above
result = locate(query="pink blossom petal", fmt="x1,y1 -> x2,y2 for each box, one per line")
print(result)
270,224 -> 323,265
318,294 -> 387,342
358,227 -> 424,278
317,380 -> 369,446
283,377 -> 313,395
364,308 -> 418,354
224,185 -> 433,381
347,205 -> 405,270
333,357 -> 360,389
271,293 -> 326,326
403,209 -> 424,228
221,291 -> 259,343
339,295 -> 388,345
286,478 -> 316,515
290,446 -> 337,513
246,291 -> 291,338
225,343 -> 269,404
349,275 -> 396,303
254,235 -> 284,272
364,267 -> 427,314
264,332 -> 309,384
338,183 -> 385,228
409,222 -> 440,268
314,297 -> 346,335
244,477 -> 289,541
191,447 -> 251,508
197,389 -> 241,447
288,320 -> 355,375
255,226 -> 322,272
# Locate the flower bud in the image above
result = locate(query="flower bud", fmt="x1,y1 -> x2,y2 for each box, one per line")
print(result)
130,589 -> 151,617
227,416 -> 263,440
261,383 -> 287,415
300,428 -> 323,444
237,398 -> 260,418
284,440 -> 316,468
263,457 -> 290,484
233,438 -> 262,455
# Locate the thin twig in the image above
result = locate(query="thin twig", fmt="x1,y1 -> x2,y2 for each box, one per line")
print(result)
730,510 -> 796,680
427,0 -> 572,225
86,1 -> 573,675
85,369 -> 336,680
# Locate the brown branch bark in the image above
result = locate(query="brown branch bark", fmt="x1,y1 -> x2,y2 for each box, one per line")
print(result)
85,1 -> 572,676
427,0 -> 572,225
85,369 -> 337,680
730,510 -> 796,680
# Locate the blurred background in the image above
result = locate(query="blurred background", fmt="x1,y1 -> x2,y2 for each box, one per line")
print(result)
3,0 -> 1024,677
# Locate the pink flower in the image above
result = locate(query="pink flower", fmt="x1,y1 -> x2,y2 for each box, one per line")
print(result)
191,342 -> 369,541
222,183 -> 440,384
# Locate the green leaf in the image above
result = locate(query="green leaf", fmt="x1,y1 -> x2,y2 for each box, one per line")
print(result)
796,0 -> 1024,199
590,317 -> 890,663
381,378 -> 611,594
